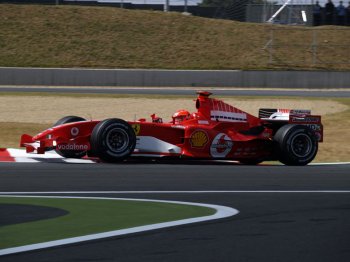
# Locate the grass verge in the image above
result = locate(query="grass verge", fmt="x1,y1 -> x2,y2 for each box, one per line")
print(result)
0,4 -> 349,70
0,196 -> 215,249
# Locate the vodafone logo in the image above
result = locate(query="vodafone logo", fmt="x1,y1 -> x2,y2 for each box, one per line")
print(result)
210,133 -> 233,158
57,144 -> 88,151
71,127 -> 79,136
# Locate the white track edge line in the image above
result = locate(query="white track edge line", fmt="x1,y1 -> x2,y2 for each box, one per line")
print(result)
1,190 -> 350,194
2,148 -> 350,166
0,195 -> 239,256
309,162 -> 350,165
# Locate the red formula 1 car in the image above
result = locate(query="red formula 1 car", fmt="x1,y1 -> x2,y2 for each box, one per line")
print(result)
20,91 -> 323,165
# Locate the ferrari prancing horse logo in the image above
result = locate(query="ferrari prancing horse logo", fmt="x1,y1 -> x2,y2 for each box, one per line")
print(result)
132,124 -> 141,136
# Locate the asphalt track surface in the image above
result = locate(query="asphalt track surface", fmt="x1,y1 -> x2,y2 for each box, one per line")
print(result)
1,86 -> 349,261
1,86 -> 350,97
1,161 -> 350,262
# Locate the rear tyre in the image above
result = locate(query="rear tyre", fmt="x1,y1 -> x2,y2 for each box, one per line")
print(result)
53,116 -> 86,127
90,118 -> 136,163
53,116 -> 87,158
274,124 -> 318,166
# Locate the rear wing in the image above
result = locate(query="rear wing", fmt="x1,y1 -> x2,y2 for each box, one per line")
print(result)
259,108 -> 311,121
259,108 -> 323,142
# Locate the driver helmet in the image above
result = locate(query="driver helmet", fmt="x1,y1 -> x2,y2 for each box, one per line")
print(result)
172,110 -> 191,124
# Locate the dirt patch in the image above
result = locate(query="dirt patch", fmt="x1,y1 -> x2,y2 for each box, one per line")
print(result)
0,96 -> 347,124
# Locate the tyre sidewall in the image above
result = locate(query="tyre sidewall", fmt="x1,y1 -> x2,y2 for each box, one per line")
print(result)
275,124 -> 318,166
91,119 -> 136,162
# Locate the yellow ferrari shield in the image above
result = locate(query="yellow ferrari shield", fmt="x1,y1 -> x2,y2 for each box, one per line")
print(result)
132,124 -> 141,136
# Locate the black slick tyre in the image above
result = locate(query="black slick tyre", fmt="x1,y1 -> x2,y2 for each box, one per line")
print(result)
90,118 -> 136,163
53,116 -> 86,127
274,124 -> 318,166
53,116 -> 87,158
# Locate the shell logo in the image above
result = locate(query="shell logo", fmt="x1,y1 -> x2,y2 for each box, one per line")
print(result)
190,130 -> 208,148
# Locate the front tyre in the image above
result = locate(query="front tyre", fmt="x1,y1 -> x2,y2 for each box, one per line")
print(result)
274,124 -> 318,166
90,118 -> 136,163
53,116 -> 87,158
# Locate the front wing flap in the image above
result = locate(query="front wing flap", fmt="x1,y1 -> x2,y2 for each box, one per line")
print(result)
20,134 -> 91,154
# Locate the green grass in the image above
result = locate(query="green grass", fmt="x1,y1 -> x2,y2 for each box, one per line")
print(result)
0,196 -> 215,249
0,4 -> 349,70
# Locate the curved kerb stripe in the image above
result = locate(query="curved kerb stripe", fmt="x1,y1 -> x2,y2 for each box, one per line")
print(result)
0,195 -> 239,256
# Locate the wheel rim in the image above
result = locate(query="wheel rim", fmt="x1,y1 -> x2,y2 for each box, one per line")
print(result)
290,133 -> 313,158
106,128 -> 129,154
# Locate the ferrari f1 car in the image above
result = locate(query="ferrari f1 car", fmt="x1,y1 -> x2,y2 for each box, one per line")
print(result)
20,91 -> 323,165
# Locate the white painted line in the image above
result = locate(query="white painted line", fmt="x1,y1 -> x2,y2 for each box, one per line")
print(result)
309,162 -> 350,166
1,148 -> 349,165
2,148 -> 96,164
0,195 -> 239,256
1,190 -> 350,194
7,148 -> 63,159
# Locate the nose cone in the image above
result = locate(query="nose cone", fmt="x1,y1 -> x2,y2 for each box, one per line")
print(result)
33,128 -> 54,140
